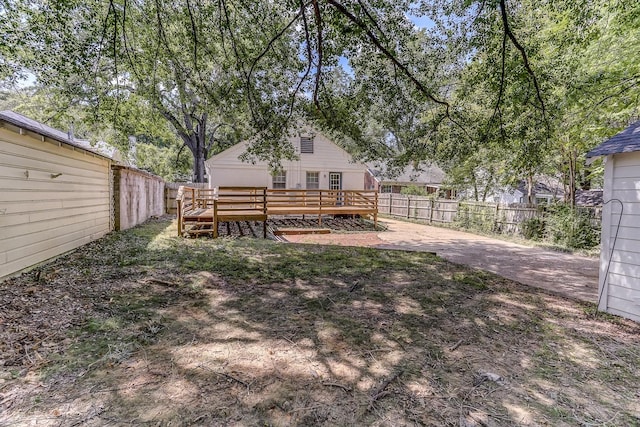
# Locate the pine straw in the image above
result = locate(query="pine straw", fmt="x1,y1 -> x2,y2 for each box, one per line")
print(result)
1,218 -> 639,426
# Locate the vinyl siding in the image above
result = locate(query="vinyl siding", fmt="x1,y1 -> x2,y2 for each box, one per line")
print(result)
0,127 -> 111,279
599,151 -> 640,322
205,130 -> 367,190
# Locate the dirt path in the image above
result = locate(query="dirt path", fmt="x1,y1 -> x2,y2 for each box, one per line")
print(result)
284,217 -> 600,303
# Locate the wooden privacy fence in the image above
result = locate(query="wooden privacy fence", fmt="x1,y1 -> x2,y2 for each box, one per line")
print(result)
378,193 -> 601,235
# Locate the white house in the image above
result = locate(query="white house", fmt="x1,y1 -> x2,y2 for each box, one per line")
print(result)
367,162 -> 446,195
587,121 -> 640,322
204,129 -> 369,191
483,180 -> 562,205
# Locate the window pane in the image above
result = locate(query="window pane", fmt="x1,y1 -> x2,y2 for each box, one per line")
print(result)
306,172 -> 319,189
272,171 -> 286,189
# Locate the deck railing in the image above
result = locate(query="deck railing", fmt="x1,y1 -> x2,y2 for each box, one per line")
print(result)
177,187 -> 379,237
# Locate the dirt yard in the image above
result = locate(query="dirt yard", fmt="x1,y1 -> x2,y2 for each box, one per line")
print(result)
1,218 -> 639,426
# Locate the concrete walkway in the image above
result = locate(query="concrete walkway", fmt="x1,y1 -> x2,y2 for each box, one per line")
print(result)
375,218 -> 600,303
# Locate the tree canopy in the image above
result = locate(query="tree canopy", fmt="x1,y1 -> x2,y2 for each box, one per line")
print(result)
1,0 -> 638,192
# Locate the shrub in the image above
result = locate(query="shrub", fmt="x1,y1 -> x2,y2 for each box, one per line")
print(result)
400,185 -> 429,196
544,204 -> 600,249
521,217 -> 545,240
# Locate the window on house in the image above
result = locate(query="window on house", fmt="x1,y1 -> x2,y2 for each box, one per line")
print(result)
306,172 -> 319,189
300,136 -> 314,154
272,171 -> 286,189
380,185 -> 392,193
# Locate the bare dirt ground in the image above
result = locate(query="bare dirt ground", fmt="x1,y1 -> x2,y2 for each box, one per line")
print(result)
284,217 -> 599,303
1,218 -> 638,426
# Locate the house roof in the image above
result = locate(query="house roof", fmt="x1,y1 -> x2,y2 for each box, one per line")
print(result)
368,163 -> 444,186
515,180 -> 560,196
586,121 -> 640,158
575,189 -> 603,206
0,110 -> 112,160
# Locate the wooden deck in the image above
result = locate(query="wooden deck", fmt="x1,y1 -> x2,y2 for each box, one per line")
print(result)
177,186 -> 378,238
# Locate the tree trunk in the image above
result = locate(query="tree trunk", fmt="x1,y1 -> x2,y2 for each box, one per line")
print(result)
567,149 -> 577,208
181,133 -> 208,183
526,175 -> 534,205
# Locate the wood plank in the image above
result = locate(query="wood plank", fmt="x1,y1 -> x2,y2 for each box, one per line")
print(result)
274,228 -> 331,236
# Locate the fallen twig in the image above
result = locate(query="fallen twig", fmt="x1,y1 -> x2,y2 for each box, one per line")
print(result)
367,369 -> 403,412
322,382 -> 352,392
216,372 -> 249,388
349,281 -> 361,292
143,278 -> 178,287
449,339 -> 464,352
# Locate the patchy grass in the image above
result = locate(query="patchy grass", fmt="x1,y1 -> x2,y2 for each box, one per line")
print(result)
1,218 -> 639,426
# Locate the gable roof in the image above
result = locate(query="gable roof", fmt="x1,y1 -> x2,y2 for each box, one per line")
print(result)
587,121 -> 640,158
368,163 -> 444,186
0,110 -> 112,160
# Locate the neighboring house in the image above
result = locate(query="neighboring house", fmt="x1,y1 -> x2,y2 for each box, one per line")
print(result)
586,121 -> 640,322
485,181 -> 562,205
0,111 -> 114,280
204,129 -> 370,190
367,163 -> 446,195
575,189 -> 604,207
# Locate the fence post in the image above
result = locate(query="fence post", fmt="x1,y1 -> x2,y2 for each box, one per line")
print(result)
389,193 -> 393,215
494,203 -> 500,232
407,196 -> 411,219
429,199 -> 434,224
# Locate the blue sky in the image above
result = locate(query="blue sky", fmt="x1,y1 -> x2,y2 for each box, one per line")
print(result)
338,13 -> 435,74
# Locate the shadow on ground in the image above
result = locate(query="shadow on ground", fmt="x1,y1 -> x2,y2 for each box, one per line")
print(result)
1,218 -> 638,426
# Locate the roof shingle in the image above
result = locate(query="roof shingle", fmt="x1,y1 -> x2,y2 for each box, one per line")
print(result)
586,121 -> 640,158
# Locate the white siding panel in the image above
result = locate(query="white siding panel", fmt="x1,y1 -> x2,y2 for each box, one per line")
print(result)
607,202 -> 640,216
610,222 -> 640,238
606,280 -> 640,301
5,222 -> 109,262
605,237 -> 640,254
611,177 -> 640,191
1,199 -> 64,215
1,211 -> 109,240
0,226 -> 108,278
0,144 -> 107,178
28,203 -> 109,223
0,163 -> 106,185
0,128 -> 111,279
609,249 -> 640,265
0,178 -> 107,192
600,152 -> 640,321
612,151 -> 640,168
610,189 -> 640,202
606,301 -> 640,323
608,261 -> 640,278
0,190 -> 106,203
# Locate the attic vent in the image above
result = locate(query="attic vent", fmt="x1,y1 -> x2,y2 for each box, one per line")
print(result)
300,136 -> 314,154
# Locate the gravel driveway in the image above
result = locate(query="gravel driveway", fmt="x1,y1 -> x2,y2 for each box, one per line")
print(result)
284,217 -> 600,303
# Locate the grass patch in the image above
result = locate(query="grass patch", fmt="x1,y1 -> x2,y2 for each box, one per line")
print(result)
1,218 -> 638,426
